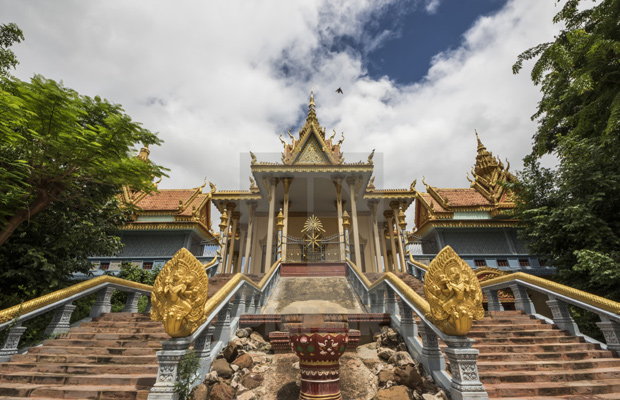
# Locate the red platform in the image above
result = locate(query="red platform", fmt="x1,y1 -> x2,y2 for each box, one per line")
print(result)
280,262 -> 347,277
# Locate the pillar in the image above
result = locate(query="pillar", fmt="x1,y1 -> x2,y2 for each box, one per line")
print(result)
391,202 -> 406,273
226,212 -> 240,273
218,210 -> 228,273
334,178 -> 345,261
243,202 -> 256,274
370,201 -> 383,272
343,211 -> 351,260
347,177 -> 363,270
235,224 -> 247,273
380,224 -> 389,273
264,178 -> 278,272
276,209 -> 284,261
385,211 -> 397,273
282,178 -> 292,260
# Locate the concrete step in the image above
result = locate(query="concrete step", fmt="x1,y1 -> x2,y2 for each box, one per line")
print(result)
478,349 -> 615,362
474,342 -> 602,354
0,382 -> 150,399
9,353 -> 158,365
62,332 -> 169,341
477,358 -> 620,373
471,335 -> 584,345
0,362 -> 158,375
485,379 -> 620,397
28,345 -> 158,356
0,371 -> 156,387
481,367 -> 620,384
42,338 -> 162,348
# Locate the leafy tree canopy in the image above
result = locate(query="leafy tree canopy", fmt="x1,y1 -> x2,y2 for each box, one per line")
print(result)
0,75 -> 167,246
0,23 -> 24,77
512,0 -> 620,299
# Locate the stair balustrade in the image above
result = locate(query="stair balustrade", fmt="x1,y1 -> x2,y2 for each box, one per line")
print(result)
0,275 -> 154,362
345,258 -> 488,400
480,272 -> 620,352
147,259 -> 282,400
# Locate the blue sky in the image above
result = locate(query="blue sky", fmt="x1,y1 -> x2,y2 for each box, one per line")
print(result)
0,0 -> 560,214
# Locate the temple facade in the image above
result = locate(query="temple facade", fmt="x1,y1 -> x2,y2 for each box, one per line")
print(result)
89,92 -> 553,276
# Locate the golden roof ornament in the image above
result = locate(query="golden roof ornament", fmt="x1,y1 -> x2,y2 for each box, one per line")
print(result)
137,145 -> 150,162
470,131 -> 516,204
151,248 -> 209,337
423,246 -> 484,336
368,149 -> 375,164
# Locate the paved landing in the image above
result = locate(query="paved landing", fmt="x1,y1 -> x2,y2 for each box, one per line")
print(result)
262,277 -> 366,314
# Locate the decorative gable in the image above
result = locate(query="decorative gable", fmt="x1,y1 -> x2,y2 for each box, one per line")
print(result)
295,137 -> 329,164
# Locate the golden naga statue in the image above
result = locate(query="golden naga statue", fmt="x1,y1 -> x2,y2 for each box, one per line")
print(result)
151,248 -> 209,337
423,246 -> 484,336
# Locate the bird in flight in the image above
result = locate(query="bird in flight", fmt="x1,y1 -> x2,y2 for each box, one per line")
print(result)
335,87 -> 343,94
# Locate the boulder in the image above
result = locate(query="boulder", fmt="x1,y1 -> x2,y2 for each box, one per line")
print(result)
211,358 -> 233,379
204,371 -> 219,384
388,351 -> 414,366
237,391 -> 256,400
378,369 -> 395,386
249,331 -> 267,344
209,381 -> 235,400
222,340 -> 240,362
379,326 -> 402,348
373,385 -> 411,400
190,383 -> 207,400
241,373 -> 264,390
394,364 -> 423,390
377,347 -> 395,360
233,353 -> 254,370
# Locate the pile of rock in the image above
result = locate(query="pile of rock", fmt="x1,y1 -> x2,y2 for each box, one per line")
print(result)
191,328 -> 272,400
354,326 -> 448,400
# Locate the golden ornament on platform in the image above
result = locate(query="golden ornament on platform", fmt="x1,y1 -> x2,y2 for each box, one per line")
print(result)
423,246 -> 484,336
151,248 -> 209,337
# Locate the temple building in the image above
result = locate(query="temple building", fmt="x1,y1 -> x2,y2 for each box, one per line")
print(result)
88,92 -> 552,276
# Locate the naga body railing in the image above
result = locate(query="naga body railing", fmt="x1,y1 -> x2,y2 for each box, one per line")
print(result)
346,258 -> 488,400
0,260 -> 219,363
147,258 -> 282,400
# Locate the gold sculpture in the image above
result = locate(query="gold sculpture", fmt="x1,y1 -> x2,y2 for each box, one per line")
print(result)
423,246 -> 484,336
151,248 -> 209,338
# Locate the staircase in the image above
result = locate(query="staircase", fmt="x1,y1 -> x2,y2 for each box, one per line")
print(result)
0,312 -> 164,399
473,310 -> 620,399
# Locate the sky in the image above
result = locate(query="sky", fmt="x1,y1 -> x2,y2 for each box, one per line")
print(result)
1,0 -> 562,203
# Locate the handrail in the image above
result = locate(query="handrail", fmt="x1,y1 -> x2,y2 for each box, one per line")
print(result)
346,258 -> 430,315
0,276 -> 152,325
480,272 -> 620,315
408,251 -> 429,271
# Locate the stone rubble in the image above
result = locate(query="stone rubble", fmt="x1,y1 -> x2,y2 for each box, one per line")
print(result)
190,325 -> 448,400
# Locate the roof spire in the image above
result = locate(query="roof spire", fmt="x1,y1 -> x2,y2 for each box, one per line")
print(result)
306,86 -> 317,124
475,129 -> 484,150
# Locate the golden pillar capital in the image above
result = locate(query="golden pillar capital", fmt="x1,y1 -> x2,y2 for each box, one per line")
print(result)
219,210 -> 228,231
282,177 -> 293,193
399,208 -> 407,231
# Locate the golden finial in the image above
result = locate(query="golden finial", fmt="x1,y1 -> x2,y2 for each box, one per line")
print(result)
279,134 -> 286,147
337,132 -> 345,146
475,129 -> 485,151
198,178 -> 207,191
309,85 -> 315,108
287,129 -> 294,140
342,211 -> 351,229
276,209 -> 285,229
137,145 -> 150,162
329,129 -> 337,142
250,151 -> 257,164
249,176 -> 256,187
410,179 -> 417,191
422,176 -> 430,191
208,181 -> 217,194
368,149 -> 375,164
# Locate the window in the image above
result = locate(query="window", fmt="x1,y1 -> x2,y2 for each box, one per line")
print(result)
474,259 -> 486,267
100,262 -> 110,271
497,259 -> 509,267
143,262 -> 153,270
539,259 -> 547,267
519,259 -> 530,267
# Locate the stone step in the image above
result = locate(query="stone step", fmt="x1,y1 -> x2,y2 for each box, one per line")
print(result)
62,332 -> 169,341
42,338 -> 162,348
0,362 -> 158,375
93,312 -> 152,321
0,382 -> 150,399
469,323 -> 555,332
484,379 -> 620,397
477,358 -> 620,373
9,353 -> 158,365
0,371 -> 156,387
28,345 -> 158,356
481,367 -> 620,384
497,395 -> 620,400
71,326 -> 165,334
471,335 -> 584,345
468,329 -> 569,339
474,342 -> 602,354
82,321 -> 161,329
478,349 -> 615,362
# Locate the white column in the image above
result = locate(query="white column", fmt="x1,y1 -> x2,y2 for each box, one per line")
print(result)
379,223 -> 388,273
226,212 -> 240,273
385,210 -> 397,273
334,178 -> 345,260
370,201 -> 382,272
243,202 -> 256,273
235,224 -> 247,273
282,178 -> 292,261
391,201 -> 406,273
347,177 -> 363,270
264,178 -> 278,272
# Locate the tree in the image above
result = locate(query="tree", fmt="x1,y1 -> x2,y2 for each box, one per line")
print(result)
0,75 -> 166,246
512,0 -> 620,298
0,23 -> 24,76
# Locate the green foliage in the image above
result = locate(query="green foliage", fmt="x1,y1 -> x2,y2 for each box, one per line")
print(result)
0,23 -> 23,77
0,74 -> 167,245
512,0 -> 620,302
108,262 -> 161,313
174,350 -> 200,400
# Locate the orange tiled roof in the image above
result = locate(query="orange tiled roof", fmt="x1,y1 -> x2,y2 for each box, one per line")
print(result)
419,193 -> 449,213
135,189 -> 198,212
177,194 -> 209,216
434,188 -> 492,208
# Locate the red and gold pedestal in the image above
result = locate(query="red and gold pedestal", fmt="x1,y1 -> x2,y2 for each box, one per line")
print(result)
286,315 -> 349,400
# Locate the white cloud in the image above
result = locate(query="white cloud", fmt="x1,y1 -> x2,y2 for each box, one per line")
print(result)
1,0 -> 561,227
